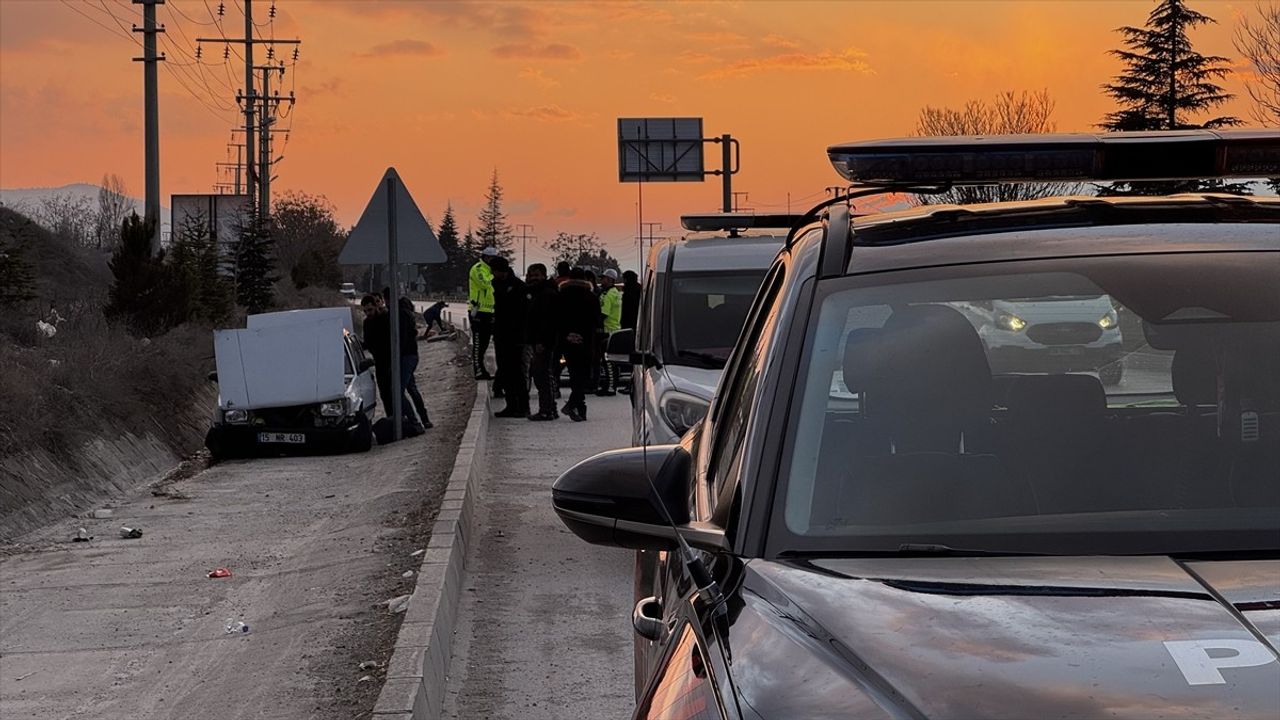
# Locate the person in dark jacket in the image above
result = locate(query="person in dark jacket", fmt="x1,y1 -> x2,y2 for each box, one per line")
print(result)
523,263 -> 559,420
421,301 -> 448,336
395,294 -> 431,428
361,294 -> 428,431
556,267 -> 599,422
621,270 -> 641,330
490,258 -> 529,418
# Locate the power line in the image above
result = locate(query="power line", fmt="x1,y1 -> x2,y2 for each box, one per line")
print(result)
167,0 -> 217,24
59,0 -> 135,42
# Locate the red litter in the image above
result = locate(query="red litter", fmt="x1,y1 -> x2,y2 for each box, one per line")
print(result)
207,567 -> 232,578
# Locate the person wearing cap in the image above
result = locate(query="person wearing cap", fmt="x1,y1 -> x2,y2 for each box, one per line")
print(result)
597,268 -> 623,396
468,247 -> 499,380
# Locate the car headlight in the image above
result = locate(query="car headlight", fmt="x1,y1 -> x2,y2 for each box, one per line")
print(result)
996,313 -> 1027,332
1098,313 -> 1117,329
224,409 -> 249,424
659,392 -> 709,437
319,399 -> 348,417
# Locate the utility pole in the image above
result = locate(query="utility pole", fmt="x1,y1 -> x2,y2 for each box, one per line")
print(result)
197,3 -> 299,217
640,221 -> 661,270
132,0 -> 165,254
515,224 -> 535,273
259,65 -> 272,219
217,143 -> 244,194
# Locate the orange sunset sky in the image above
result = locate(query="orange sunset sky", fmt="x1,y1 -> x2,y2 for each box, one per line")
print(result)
0,0 -> 1264,266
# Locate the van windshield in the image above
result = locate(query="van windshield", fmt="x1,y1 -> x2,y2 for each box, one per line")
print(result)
666,272 -> 766,368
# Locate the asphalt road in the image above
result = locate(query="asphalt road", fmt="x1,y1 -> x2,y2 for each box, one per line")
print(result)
442,391 -> 635,719
0,338 -> 471,720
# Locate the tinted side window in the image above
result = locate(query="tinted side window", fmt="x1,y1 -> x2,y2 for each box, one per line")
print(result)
709,265 -> 785,494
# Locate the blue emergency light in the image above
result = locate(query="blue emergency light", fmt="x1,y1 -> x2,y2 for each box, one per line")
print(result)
827,130 -> 1280,186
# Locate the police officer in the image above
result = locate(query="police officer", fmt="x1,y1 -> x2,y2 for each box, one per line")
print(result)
468,247 -> 498,380
597,269 -> 623,396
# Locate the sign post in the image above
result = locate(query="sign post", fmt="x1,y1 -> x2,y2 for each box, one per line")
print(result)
339,168 -> 445,442
386,178 -> 402,440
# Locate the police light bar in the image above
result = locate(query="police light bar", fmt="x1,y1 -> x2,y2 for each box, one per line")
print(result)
827,130 -> 1280,186
680,213 -> 806,232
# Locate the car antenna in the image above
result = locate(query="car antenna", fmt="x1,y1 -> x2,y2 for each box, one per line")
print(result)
635,349 -> 729,625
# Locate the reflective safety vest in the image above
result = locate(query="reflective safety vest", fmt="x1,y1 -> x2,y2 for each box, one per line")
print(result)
468,260 -> 495,314
600,286 -> 622,333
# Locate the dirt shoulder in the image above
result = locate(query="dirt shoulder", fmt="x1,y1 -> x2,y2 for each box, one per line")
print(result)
0,335 -> 472,720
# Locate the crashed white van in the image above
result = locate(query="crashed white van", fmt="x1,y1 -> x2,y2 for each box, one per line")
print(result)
205,307 -> 378,458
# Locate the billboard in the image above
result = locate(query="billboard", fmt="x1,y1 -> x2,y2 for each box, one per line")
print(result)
170,194 -> 250,255
618,117 -> 705,182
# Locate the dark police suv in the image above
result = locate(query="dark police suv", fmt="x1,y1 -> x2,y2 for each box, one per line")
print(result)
553,130 -> 1280,719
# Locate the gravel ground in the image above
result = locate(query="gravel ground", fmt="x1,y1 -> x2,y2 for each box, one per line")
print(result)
0,335 -> 472,720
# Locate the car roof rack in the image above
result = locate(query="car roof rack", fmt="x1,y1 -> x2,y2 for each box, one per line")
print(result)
680,213 -> 806,232
827,130 -> 1280,186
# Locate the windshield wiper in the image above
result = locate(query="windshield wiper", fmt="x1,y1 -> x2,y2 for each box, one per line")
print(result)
896,543 -> 1050,556
779,544 -> 1051,559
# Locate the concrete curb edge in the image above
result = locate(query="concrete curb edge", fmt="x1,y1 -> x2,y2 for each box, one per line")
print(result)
372,377 -> 489,719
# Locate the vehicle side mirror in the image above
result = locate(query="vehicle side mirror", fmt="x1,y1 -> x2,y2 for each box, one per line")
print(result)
207,371 -> 218,383
606,328 -> 635,364
358,357 -> 376,372
552,445 -> 727,553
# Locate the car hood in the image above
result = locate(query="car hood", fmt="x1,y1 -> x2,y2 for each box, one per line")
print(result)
213,318 -> 349,410
662,364 -> 723,401
733,557 -> 1280,719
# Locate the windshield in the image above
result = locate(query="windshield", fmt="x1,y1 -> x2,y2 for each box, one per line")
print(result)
666,272 -> 766,368
778,250 -> 1279,556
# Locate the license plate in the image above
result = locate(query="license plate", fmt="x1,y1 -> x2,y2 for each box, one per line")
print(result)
1047,346 -> 1082,356
258,432 -> 305,444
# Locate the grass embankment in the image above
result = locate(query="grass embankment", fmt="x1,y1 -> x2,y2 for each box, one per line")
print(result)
0,207 -> 340,538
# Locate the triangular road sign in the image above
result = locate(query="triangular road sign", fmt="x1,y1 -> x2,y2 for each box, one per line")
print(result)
339,167 -> 445,265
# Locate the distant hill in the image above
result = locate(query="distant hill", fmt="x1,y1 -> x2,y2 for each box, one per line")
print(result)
0,183 -> 171,231
0,206 -> 111,306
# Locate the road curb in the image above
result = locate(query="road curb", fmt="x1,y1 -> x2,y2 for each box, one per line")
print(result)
372,377 -> 489,719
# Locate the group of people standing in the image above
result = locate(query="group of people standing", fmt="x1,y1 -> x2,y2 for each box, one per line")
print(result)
468,246 -> 640,422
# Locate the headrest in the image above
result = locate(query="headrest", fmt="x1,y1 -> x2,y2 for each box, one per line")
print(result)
1005,374 -> 1106,420
849,305 -> 992,451
1171,347 -> 1219,407
841,328 -> 884,396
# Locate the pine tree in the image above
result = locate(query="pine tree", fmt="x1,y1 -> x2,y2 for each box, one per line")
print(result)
476,168 -> 514,258
106,213 -> 187,334
0,223 -> 35,307
1100,0 -> 1244,194
232,210 -> 278,314
430,203 -> 461,296
169,210 -> 232,324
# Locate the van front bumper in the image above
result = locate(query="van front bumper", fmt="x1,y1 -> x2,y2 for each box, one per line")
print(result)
206,420 -> 364,456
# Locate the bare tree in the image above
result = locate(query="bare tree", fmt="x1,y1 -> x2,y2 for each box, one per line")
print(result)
913,90 -> 1085,205
95,174 -> 131,251
1235,3 -> 1280,127
34,194 -> 95,247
